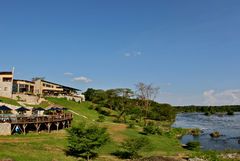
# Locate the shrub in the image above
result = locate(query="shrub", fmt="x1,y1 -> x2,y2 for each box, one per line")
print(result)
164,128 -> 188,138
71,98 -> 76,102
227,111 -> 234,115
95,106 -> 111,116
114,137 -> 150,159
88,105 -> 95,110
127,121 -> 135,129
190,128 -> 201,136
67,123 -> 109,161
185,141 -> 200,150
143,122 -> 162,135
210,131 -> 220,138
97,115 -> 105,122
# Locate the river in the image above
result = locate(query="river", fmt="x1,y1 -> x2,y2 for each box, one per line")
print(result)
172,112 -> 240,150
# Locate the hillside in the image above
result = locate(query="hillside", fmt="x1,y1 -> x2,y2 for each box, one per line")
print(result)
0,97 -> 192,161
0,97 -> 231,161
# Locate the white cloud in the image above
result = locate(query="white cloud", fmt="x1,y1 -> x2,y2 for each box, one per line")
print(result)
124,51 -> 142,57
64,72 -> 73,76
73,76 -> 92,83
124,53 -> 131,57
203,89 -> 240,105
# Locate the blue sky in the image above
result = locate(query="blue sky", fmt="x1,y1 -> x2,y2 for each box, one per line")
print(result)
1,0 -> 240,105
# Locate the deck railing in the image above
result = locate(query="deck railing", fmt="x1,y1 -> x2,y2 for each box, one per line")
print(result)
0,113 -> 73,124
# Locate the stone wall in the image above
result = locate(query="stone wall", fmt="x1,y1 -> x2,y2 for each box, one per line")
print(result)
0,82 -> 13,98
56,95 -> 85,102
0,123 -> 11,135
12,94 -> 41,105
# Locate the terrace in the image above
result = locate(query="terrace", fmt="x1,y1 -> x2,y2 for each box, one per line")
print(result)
0,105 -> 73,135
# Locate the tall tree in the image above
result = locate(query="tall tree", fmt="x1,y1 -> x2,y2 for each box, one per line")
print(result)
135,82 -> 160,119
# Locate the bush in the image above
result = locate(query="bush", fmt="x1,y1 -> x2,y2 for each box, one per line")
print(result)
185,141 -> 200,150
127,121 -> 136,129
67,123 -> 109,161
210,131 -> 220,138
95,106 -> 111,116
148,103 -> 176,121
114,137 -> 150,159
190,128 -> 201,136
88,105 -> 95,110
97,115 -> 105,122
143,122 -> 162,135
164,128 -> 188,138
227,111 -> 234,115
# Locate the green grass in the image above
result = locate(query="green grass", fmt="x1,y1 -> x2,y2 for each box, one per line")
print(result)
0,96 -> 20,106
0,131 -> 76,161
46,97 -> 100,125
0,97 -> 233,161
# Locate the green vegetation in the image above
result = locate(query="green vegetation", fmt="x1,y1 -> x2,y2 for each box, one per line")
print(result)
0,83 -> 238,161
227,110 -> 234,115
25,101 -> 50,108
0,96 -> 20,106
83,87 -> 176,124
175,105 -> 240,113
190,129 -> 201,136
67,123 -> 109,161
46,97 -> 99,125
114,137 -> 150,159
210,131 -> 221,138
185,141 -> 200,151
143,122 -> 162,135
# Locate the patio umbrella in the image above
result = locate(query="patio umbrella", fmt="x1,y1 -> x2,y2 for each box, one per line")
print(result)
16,106 -> 30,112
0,105 -> 12,111
62,107 -> 68,111
47,107 -> 61,111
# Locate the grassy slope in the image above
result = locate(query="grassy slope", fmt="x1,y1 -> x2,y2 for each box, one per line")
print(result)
0,96 -> 20,106
0,98 -> 189,161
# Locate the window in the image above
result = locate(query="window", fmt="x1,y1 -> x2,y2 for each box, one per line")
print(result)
4,87 -> 8,91
2,78 -> 12,82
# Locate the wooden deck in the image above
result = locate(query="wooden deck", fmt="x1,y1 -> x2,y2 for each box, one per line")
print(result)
0,113 -> 73,135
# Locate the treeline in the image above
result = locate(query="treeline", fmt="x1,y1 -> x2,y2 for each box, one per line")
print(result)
83,85 -> 176,123
174,105 -> 240,113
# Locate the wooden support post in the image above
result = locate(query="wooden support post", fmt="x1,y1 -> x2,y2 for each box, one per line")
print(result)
23,124 -> 28,135
47,123 -> 52,133
62,121 -> 66,129
67,121 -> 70,128
11,125 -> 16,134
55,122 -> 60,131
34,123 -> 41,132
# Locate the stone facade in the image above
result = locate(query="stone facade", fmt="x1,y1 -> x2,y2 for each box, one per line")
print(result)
0,69 -> 85,104
0,123 -> 11,135
12,93 -> 42,105
0,72 -> 13,98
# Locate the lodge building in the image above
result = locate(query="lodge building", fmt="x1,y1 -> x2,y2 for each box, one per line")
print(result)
0,69 -> 84,102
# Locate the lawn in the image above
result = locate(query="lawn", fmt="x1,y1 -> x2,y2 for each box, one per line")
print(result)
0,98 -> 191,161
0,96 -> 20,106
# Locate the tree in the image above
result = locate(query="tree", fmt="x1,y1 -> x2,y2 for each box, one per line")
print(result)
149,103 -> 176,121
67,123 -> 109,161
32,77 -> 45,81
135,82 -> 160,120
114,88 -> 134,122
